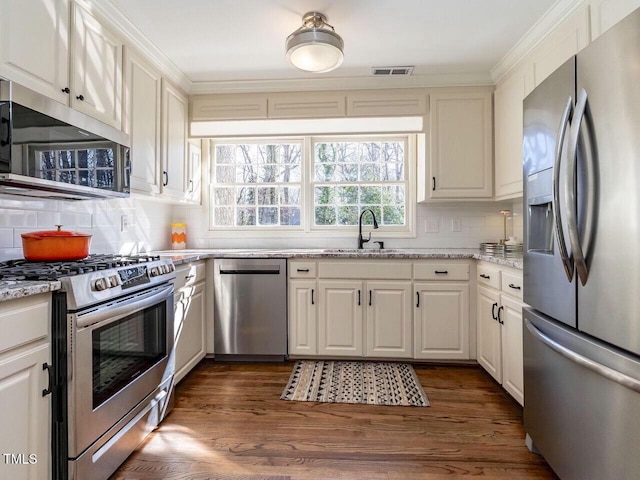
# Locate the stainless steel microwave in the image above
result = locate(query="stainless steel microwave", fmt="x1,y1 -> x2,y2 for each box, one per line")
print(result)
0,81 -> 130,200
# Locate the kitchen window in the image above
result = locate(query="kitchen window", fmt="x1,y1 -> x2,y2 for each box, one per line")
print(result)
209,135 -> 415,236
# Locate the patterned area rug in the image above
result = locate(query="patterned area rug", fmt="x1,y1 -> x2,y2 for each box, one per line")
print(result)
281,360 -> 430,407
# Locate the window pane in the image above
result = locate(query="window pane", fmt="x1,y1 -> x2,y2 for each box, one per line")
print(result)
383,206 -> 405,225
258,207 -> 278,225
382,163 -> 404,181
337,206 -> 358,225
359,186 -> 382,204
359,142 -> 381,162
215,207 -> 234,226
257,164 -> 278,182
359,164 -> 381,182
314,164 -> 335,182
60,150 -> 75,168
258,187 -> 277,205
359,206 -> 381,225
216,166 -> 235,184
279,164 -> 301,182
215,145 -> 235,164
236,187 -> 255,205
336,186 -> 358,204
237,207 -> 256,226
280,207 -> 301,226
314,186 -> 334,205
382,185 -> 405,204
315,207 -> 336,225
279,187 -> 300,205
315,142 -> 356,163
78,170 -> 91,186
236,164 -> 257,183
381,142 -> 404,162
214,187 -> 234,205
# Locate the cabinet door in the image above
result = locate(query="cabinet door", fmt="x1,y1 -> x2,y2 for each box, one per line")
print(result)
161,80 -> 188,199
70,3 -> 122,128
429,91 -> 493,199
414,282 -> 470,360
591,0 -> 640,40
186,141 -> 202,204
365,281 -> 412,358
0,0 -> 69,103
494,70 -> 526,199
0,344 -> 50,480
174,281 -> 206,383
288,280 -> 317,355
500,295 -> 524,406
124,47 -> 162,194
476,286 -> 502,382
318,280 -> 363,357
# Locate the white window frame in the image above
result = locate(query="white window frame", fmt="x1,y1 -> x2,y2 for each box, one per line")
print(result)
208,135 -> 416,238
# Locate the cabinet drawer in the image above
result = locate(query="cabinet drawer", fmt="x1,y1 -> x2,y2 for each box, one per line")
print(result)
477,265 -> 501,289
174,261 -> 206,290
501,270 -> 523,300
289,261 -> 317,278
414,262 -> 469,281
0,294 -> 50,354
318,261 -> 411,279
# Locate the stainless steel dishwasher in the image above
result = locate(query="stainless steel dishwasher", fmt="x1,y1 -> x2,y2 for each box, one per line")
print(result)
213,258 -> 287,359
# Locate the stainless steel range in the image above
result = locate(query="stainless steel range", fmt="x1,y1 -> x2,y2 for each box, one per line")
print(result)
0,254 -> 176,480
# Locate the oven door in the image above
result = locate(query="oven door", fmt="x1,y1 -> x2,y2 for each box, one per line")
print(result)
68,283 -> 174,458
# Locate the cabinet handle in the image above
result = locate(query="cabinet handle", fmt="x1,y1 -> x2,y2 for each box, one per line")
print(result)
491,302 -> 498,320
497,306 -> 504,325
163,171 -> 168,186
185,274 -> 195,280
296,268 -> 309,272
432,176 -> 436,191
480,274 -> 490,279
508,283 -> 522,290
76,94 -> 84,101
311,289 -> 314,305
435,270 -> 448,275
0,117 -> 10,147
358,290 -> 361,306
416,291 -> 420,308
369,290 -> 372,306
61,87 -> 70,94
42,363 -> 53,397
189,179 -> 194,193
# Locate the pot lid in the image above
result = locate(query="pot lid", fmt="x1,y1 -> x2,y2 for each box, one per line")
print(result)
21,225 -> 92,239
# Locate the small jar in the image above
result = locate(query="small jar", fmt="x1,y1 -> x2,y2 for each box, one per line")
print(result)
171,223 -> 186,250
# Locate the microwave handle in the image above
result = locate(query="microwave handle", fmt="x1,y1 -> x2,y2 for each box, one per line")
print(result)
75,283 -> 174,329
1,116 -> 10,147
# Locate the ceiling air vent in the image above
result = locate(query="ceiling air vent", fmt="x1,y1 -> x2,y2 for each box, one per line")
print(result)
371,66 -> 414,76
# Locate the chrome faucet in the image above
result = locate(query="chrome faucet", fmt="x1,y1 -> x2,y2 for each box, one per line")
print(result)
358,208 -> 379,249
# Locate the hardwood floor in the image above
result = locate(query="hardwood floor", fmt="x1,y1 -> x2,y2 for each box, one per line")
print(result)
112,361 -> 558,480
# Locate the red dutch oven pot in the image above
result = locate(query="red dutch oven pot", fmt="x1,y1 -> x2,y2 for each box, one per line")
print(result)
21,225 -> 92,261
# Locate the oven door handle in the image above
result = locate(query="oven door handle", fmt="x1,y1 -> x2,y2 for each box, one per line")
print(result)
75,284 -> 174,329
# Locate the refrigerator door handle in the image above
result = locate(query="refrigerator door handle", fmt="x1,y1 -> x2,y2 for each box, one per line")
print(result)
566,88 -> 589,286
525,318 -> 640,393
553,96 -> 575,281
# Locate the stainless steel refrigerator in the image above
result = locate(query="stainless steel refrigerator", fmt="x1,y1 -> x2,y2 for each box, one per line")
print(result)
522,7 -> 640,480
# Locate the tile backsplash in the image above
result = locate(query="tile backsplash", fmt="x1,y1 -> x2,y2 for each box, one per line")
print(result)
0,194 -> 525,260
0,194 -> 173,261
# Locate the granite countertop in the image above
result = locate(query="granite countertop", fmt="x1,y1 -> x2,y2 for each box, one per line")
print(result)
155,248 -> 523,270
0,280 -> 61,303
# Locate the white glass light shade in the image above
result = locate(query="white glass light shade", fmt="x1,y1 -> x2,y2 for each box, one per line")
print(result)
285,17 -> 344,73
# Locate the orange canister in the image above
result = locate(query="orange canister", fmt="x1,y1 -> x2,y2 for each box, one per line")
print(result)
171,223 -> 186,250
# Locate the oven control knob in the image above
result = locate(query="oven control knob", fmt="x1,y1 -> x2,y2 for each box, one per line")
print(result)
168,264 -> 175,272
161,265 -> 169,274
94,278 -> 108,291
109,275 -> 120,287
150,267 -> 160,277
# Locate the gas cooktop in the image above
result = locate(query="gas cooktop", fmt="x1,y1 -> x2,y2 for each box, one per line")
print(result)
0,254 -> 163,281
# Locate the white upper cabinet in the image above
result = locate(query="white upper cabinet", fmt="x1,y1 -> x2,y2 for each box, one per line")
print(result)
0,0 -> 70,103
124,47 -> 162,194
494,67 -> 527,200
590,0 -> 640,40
161,79 -> 188,200
426,90 -> 493,200
70,2 -> 123,129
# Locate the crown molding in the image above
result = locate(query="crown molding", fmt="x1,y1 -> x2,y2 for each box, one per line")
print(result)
491,0 -> 588,83
189,72 -> 494,95
78,0 -> 192,93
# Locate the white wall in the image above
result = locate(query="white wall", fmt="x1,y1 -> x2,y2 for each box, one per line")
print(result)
0,194 -> 173,261
172,201 -> 517,250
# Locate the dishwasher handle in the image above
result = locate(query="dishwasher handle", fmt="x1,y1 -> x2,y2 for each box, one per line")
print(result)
219,266 -> 281,275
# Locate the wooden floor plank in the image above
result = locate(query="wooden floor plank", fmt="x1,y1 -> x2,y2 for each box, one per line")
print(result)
111,361 -> 558,479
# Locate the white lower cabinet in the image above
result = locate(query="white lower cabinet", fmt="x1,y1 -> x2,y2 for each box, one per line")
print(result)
318,280 -> 363,357
173,262 -> 207,383
288,279 -> 317,355
414,282 -> 470,360
476,264 -> 525,405
0,294 -> 51,480
366,281 -> 412,358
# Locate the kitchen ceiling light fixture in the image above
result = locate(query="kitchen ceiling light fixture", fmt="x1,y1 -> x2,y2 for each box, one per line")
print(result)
286,11 -> 344,73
